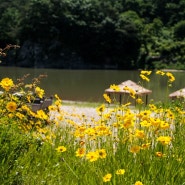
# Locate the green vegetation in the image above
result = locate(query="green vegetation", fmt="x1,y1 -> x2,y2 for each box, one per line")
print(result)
0,68 -> 185,184
0,0 -> 185,69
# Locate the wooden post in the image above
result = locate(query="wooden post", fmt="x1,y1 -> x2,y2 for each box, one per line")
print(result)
135,94 -> 138,106
146,95 -> 148,105
119,94 -> 122,105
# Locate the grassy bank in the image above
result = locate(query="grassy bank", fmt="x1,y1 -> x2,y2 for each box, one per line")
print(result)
0,70 -> 185,185
62,100 -> 103,108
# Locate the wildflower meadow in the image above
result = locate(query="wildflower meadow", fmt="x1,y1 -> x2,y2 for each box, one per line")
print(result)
0,67 -> 185,184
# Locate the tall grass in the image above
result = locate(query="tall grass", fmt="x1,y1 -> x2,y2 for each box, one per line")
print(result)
0,70 -> 185,185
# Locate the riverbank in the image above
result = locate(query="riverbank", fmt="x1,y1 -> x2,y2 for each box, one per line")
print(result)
60,100 -> 109,123
161,69 -> 185,72
59,100 -> 138,125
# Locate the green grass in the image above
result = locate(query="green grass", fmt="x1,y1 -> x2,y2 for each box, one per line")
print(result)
62,100 -> 104,108
1,71 -> 185,185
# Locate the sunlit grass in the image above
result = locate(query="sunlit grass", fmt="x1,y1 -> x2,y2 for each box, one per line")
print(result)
0,70 -> 185,185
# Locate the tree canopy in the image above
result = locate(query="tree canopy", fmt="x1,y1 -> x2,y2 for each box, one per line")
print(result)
0,0 -> 185,69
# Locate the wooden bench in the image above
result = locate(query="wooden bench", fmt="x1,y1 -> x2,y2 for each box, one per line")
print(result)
30,97 -> 53,112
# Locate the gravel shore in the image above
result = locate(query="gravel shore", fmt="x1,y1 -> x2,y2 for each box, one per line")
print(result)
55,101 -> 137,125
60,104 -> 99,119
50,100 -> 102,124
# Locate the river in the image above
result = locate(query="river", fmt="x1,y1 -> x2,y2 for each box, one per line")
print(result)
0,66 -> 184,103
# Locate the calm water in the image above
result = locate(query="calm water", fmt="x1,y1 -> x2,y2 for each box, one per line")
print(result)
0,66 -> 184,103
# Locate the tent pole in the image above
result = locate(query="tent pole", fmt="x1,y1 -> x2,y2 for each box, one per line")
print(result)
119,94 -> 122,105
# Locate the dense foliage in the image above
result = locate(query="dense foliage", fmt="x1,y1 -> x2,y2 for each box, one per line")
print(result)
0,0 -> 185,69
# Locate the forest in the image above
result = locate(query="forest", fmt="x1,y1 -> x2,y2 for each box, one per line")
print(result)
0,0 -> 185,69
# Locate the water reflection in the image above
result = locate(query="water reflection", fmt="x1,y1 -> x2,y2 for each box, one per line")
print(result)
0,67 -> 184,103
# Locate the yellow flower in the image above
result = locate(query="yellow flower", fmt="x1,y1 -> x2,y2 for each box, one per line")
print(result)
135,129 -> 145,139
123,86 -> 129,91
8,113 -> 14,118
156,70 -> 165,76
56,146 -> 67,153
6,101 -> 17,112
157,136 -> 172,145
103,173 -> 112,182
86,151 -> 99,162
75,148 -> 85,158
140,120 -> 151,127
110,84 -> 120,91
123,86 -> 136,98
85,128 -> 96,136
116,169 -> 125,175
103,93 -> 111,103
135,181 -> 144,185
141,70 -> 152,75
26,95 -> 31,103
35,86 -> 44,98
48,105 -> 57,111
138,110 -> 151,119
148,104 -> 157,111
97,149 -> 107,159
141,143 -> 150,150
123,119 -> 134,129
128,88 -> 136,99
160,121 -> 170,130
136,98 -> 144,104
166,72 -> 175,83
130,145 -> 140,153
95,125 -> 111,136
122,102 -> 131,107
0,78 -> 14,91
21,104 -> 31,112
166,111 -> 175,120
150,118 -> 161,127
36,110 -> 48,120
16,112 -> 25,119
54,94 -> 62,105
140,74 -> 150,82
54,94 -> 61,101
155,151 -> 165,157
96,104 -> 105,114
54,100 -> 61,106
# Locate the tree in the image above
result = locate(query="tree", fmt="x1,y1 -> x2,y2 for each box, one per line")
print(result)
19,0 -> 53,42
173,20 -> 185,40
0,7 -> 20,45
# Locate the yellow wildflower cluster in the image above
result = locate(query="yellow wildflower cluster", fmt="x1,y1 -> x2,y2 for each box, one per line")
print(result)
110,84 -> 120,91
156,70 -> 165,76
56,146 -> 67,153
0,77 -> 14,91
135,181 -> 144,185
103,169 -> 125,182
166,72 -> 175,83
140,70 -> 152,82
156,136 -> 172,145
1,70 -> 184,184
85,149 -> 107,162
123,86 -> 136,99
103,93 -> 111,103
35,86 -> 45,98
103,173 -> 112,182
0,76 -> 58,140
156,70 -> 175,83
